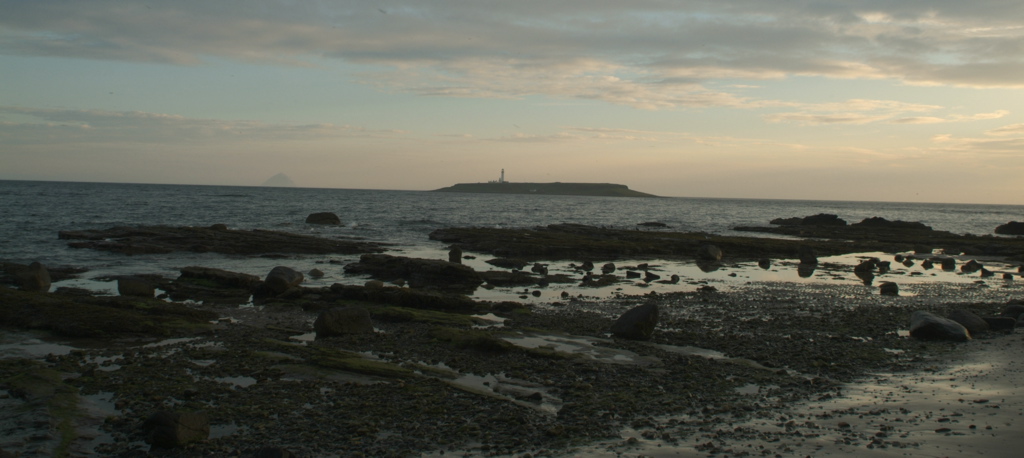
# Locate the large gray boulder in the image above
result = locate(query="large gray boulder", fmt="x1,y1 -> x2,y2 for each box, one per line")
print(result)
143,411 -> 210,448
610,303 -> 658,341
264,266 -> 304,295
314,307 -> 375,338
909,311 -> 970,342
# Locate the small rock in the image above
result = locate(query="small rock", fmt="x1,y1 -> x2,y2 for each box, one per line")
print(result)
879,281 -> 899,296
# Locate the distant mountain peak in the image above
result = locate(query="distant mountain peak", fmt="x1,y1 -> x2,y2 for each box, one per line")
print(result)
262,173 -> 295,187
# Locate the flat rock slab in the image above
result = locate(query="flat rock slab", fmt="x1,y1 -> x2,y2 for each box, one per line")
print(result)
59,225 -> 386,256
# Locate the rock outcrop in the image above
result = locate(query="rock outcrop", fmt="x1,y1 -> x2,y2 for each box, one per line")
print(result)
305,212 -> 341,225
344,254 -> 483,292
995,221 -> 1024,235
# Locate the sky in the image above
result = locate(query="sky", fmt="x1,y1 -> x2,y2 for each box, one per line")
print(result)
2,1 -> 1023,204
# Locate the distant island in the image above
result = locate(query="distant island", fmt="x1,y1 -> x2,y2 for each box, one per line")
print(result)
433,182 -> 658,198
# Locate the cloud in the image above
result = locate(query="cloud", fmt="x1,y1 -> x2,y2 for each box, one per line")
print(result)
3,1 -> 1024,110
0,106 -> 401,145
987,123 -> 1024,136
763,100 -> 1009,126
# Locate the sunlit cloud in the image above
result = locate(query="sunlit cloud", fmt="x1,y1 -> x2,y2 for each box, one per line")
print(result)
3,0 -> 1024,109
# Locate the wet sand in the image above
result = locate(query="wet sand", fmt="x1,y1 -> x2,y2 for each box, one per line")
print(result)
579,333 -> 1024,457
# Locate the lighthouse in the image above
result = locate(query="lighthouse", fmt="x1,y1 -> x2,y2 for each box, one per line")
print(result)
500,169 -> 505,183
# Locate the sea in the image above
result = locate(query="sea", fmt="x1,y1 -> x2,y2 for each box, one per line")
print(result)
1,179 -> 1022,301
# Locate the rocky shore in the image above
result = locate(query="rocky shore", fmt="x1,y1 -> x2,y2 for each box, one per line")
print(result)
2,216 -> 1023,457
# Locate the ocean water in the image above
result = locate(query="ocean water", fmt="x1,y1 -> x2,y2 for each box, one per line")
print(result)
1,180 -> 1022,300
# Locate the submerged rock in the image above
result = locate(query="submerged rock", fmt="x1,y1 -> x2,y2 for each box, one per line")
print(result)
909,311 -> 970,342
610,303 -> 658,341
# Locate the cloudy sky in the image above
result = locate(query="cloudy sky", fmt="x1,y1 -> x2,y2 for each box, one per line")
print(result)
2,1 -> 1023,203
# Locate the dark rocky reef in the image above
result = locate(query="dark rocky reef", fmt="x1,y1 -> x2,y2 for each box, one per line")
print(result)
58,225 -> 385,256
429,222 -> 1015,262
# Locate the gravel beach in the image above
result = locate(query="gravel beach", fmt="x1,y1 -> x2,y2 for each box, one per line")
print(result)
3,275 -> 1021,457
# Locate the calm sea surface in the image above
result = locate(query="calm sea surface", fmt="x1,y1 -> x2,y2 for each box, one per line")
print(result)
1,180 -> 1022,298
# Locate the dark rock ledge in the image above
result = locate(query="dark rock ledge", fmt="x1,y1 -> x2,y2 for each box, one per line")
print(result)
58,225 -> 386,256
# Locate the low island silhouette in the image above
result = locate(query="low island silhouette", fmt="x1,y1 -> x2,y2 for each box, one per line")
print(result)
433,169 -> 658,198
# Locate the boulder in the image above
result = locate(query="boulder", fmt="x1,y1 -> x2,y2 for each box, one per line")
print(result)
118,277 -> 155,298
854,258 -> 878,272
264,266 -> 304,295
601,263 -> 616,274
947,309 -> 989,336
448,246 -> 463,264
757,258 -> 771,269
142,411 -> 210,448
343,254 -> 483,292
798,246 -> 817,265
879,281 -> 899,296
961,260 -> 983,273
1001,304 -> 1024,320
308,268 -> 324,279
909,311 -> 970,342
314,307 -> 375,338
983,317 -> 1016,332
939,258 -> 956,271
610,303 -> 658,341
643,271 -> 661,283
305,212 -> 341,225
696,244 -> 722,261
15,262 -> 51,292
994,221 -> 1024,235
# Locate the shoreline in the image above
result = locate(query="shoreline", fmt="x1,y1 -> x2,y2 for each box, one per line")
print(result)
3,277 -> 1021,456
